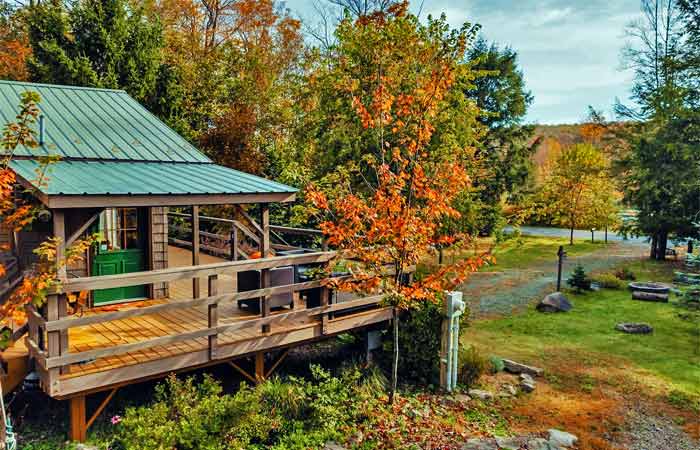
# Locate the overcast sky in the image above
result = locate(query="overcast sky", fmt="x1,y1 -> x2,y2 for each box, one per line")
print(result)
283,0 -> 643,125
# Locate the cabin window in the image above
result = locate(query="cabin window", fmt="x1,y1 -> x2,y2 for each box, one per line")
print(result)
98,208 -> 140,250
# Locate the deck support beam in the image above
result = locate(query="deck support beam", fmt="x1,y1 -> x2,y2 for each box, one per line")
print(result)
255,352 -> 265,383
191,205 -> 200,298
69,395 -> 87,442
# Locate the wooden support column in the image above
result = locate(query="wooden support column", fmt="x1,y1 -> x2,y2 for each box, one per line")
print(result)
260,204 -> 271,333
255,352 -> 265,384
69,395 -> 87,442
320,286 -> 330,335
191,206 -> 200,298
230,225 -> 238,261
52,210 -> 70,374
208,275 -> 218,360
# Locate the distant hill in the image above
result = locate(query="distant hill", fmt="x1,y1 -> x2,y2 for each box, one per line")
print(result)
531,124 -> 587,168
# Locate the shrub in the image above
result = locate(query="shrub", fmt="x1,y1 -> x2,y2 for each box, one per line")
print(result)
614,267 -> 636,281
489,356 -> 505,373
567,265 -> 592,292
112,365 -> 382,450
591,273 -> 624,289
385,297 -> 469,386
458,346 -> 488,387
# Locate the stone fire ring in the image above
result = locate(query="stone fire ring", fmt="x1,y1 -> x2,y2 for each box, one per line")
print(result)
615,323 -> 654,334
628,282 -> 670,294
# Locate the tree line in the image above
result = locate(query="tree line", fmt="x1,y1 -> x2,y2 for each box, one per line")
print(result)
0,0 -> 537,237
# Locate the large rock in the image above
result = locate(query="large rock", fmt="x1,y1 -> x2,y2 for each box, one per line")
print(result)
616,323 -> 653,334
537,292 -> 572,313
461,438 -> 498,450
468,389 -> 495,401
519,373 -> 536,393
323,442 -> 347,450
548,429 -> 578,447
503,359 -> 544,377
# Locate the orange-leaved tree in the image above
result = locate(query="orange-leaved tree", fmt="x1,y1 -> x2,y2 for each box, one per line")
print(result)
0,92 -> 94,349
307,3 -> 491,401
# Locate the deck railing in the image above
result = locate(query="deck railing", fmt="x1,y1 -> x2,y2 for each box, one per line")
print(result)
25,251 -> 393,396
168,212 -> 327,260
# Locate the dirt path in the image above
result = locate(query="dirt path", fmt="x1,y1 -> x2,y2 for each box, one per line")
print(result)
460,241 -> 648,317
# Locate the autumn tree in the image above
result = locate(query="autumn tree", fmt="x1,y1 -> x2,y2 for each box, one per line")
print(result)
307,3 -> 490,401
537,143 -> 617,245
0,1 -> 31,80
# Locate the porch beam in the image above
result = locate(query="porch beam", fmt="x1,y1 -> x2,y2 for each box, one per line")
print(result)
69,395 -> 87,442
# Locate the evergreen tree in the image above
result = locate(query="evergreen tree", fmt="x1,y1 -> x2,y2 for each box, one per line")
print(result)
24,0 -> 185,130
567,264 -> 591,292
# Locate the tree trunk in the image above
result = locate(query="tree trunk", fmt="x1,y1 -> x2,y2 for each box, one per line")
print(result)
688,240 -> 694,255
657,231 -> 668,261
389,308 -> 399,404
569,225 -> 574,245
650,233 -> 658,259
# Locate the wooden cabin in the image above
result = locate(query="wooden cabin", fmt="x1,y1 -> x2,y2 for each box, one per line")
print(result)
0,80 -> 392,442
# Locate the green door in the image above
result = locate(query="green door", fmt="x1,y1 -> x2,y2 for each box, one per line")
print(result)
92,249 -> 147,305
91,208 -> 149,305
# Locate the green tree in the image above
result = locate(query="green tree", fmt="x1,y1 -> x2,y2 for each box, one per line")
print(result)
538,143 -> 617,245
615,0 -> 700,259
25,0 -> 183,124
459,39 -> 536,234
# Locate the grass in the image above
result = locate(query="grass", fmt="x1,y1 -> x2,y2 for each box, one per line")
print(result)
488,236 -> 609,270
464,256 -> 700,399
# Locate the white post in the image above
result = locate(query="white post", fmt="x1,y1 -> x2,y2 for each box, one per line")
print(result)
440,291 -> 465,392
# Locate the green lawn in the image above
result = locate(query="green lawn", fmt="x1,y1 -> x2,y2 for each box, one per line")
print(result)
488,236 -> 609,270
464,258 -> 700,400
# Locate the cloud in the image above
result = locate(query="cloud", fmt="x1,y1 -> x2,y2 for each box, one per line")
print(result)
285,0 -> 642,124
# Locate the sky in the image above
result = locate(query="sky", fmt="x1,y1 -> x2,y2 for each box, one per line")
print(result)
283,0 -> 643,125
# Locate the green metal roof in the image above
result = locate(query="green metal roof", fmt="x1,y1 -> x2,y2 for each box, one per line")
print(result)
0,80 -> 210,163
1,80 -> 298,202
9,159 -> 297,196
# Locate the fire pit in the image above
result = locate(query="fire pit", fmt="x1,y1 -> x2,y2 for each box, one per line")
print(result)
628,282 -> 670,294
629,282 -> 670,302
616,323 -> 653,334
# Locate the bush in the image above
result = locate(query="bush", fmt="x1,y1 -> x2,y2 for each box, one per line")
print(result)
489,356 -> 505,373
614,267 -> 636,281
385,298 -> 469,386
567,265 -> 592,292
112,365 -> 382,450
591,273 -> 624,289
458,346 -> 488,388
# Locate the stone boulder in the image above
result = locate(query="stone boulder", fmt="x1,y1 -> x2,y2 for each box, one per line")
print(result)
519,373 -> 536,393
548,429 -> 578,447
615,323 -> 653,334
468,389 -> 495,401
537,292 -> 572,313
503,359 -> 544,377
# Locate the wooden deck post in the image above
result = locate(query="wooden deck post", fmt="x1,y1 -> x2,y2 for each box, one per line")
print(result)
320,286 -> 330,335
260,204 -> 271,333
208,275 -> 218,360
255,352 -> 265,383
230,225 -> 238,261
191,206 -> 200,298
69,395 -> 87,442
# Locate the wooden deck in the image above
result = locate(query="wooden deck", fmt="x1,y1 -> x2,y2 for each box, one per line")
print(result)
25,248 -> 393,399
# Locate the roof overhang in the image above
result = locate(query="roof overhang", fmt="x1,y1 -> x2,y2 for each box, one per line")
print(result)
43,192 -> 296,209
10,159 -> 298,209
